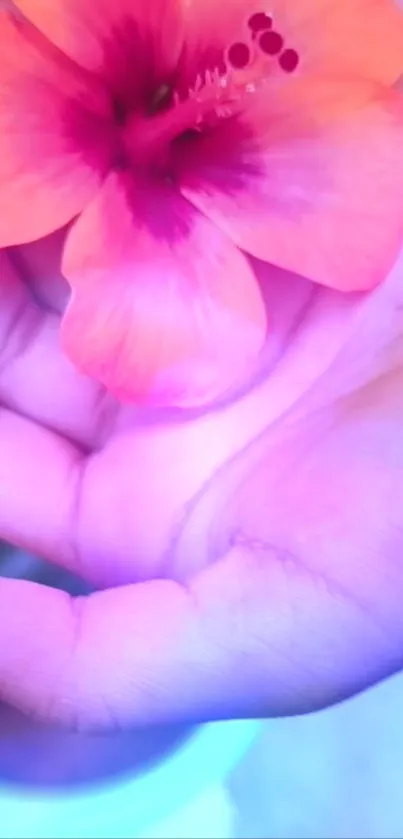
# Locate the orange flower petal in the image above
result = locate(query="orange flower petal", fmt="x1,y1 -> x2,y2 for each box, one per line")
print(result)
179,76 -> 403,292
182,0 -> 403,86
272,0 -> 403,84
271,0 -> 403,84
14,0 -> 183,102
61,171 -> 267,407
0,10 -> 111,247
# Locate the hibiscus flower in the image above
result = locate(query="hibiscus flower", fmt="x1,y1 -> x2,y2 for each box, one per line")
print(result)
1,0 -> 403,407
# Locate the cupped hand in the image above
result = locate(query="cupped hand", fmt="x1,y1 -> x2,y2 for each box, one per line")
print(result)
1,234 -> 403,731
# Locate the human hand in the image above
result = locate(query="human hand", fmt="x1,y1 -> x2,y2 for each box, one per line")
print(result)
1,234 -> 403,731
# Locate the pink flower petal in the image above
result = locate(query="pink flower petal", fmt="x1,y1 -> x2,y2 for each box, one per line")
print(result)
0,9 -> 111,247
61,172 -> 267,408
178,76 -> 403,292
14,0 -> 184,107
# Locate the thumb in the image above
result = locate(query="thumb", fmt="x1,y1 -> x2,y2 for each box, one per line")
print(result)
0,545 -> 401,730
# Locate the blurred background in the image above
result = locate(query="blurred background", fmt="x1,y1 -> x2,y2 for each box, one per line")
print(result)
231,675 -> 403,838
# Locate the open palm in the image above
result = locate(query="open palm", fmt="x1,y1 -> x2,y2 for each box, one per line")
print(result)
1,234 -> 403,731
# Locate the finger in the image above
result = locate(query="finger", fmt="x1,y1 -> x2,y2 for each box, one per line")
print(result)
11,229 -> 70,314
0,408 -> 174,585
0,544 -> 401,730
0,407 -> 82,565
0,251 -> 118,447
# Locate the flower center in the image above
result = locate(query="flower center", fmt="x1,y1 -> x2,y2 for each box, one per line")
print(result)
120,10 -> 299,173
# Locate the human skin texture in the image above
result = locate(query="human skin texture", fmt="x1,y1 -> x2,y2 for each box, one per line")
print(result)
1,234 -> 403,731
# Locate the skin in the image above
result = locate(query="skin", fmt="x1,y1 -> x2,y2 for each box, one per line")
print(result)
0,232 -> 403,732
